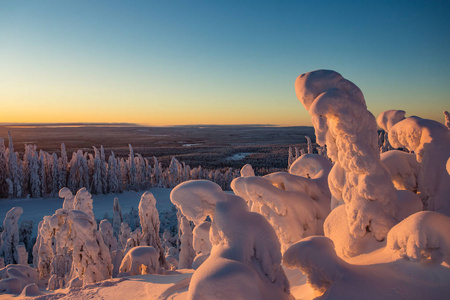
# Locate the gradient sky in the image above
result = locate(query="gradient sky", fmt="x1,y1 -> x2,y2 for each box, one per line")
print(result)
1,0 -> 449,126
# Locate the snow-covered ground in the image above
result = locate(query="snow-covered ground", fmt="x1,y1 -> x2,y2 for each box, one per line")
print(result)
0,188 -> 174,237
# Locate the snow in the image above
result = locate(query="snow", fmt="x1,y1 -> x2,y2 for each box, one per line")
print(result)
296,69 -> 399,256
386,114 -> 450,215
0,207 -> 23,265
283,236 -> 450,300
0,188 -> 175,237
119,246 -> 159,276
0,69 -> 449,299
387,211 -> 450,264
240,163 -> 255,177
225,152 -> 253,161
170,180 -> 292,300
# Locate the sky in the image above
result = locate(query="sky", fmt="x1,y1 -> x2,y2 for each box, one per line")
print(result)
0,0 -> 449,126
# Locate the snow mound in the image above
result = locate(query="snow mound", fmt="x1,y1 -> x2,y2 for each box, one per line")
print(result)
171,180 -> 292,300
283,236 -> 450,299
387,211 -> 450,264
19,283 -> 43,297
0,264 -> 39,295
119,246 -> 159,276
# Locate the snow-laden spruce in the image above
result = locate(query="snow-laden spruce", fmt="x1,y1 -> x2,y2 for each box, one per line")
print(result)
99,219 -> 119,252
0,207 -> 23,265
231,154 -> 332,252
295,70 -> 411,256
138,191 -> 166,267
192,221 -> 211,270
178,216 -> 195,269
378,110 -> 450,216
112,197 -> 123,238
171,180 -> 292,300
69,209 -> 113,285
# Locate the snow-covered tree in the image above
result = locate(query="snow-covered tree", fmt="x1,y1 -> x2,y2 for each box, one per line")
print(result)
379,111 -> 450,215
288,147 -> 295,168
444,111 -> 450,130
171,180 -> 291,299
100,146 -> 108,194
6,132 -> 23,198
0,207 -> 23,265
91,147 -> 103,194
138,192 -> 166,267
178,216 -> 195,269
68,150 -> 89,193
118,222 -> 131,250
33,217 -> 53,279
107,152 -> 120,193
18,220 -> 33,259
59,187 -> 75,210
73,188 -> 95,221
305,135 -> 313,154
23,144 -> 41,198
58,143 -> 68,189
295,70 -> 399,256
112,197 -> 122,238
127,144 -> 137,190
152,157 -> 163,187
0,138 -> 8,198
99,219 -> 118,252
69,210 -> 112,285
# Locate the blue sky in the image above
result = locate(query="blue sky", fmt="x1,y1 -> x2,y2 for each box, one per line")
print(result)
0,0 -> 448,125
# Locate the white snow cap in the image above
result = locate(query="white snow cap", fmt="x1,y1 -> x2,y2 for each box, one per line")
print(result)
377,110 -> 406,131
240,164 -> 255,177
73,188 -> 95,221
59,187 -> 75,210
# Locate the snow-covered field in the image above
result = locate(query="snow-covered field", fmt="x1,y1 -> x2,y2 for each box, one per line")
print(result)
0,188 -> 174,237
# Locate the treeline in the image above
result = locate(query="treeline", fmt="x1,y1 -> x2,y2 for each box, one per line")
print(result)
0,133 -> 244,199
